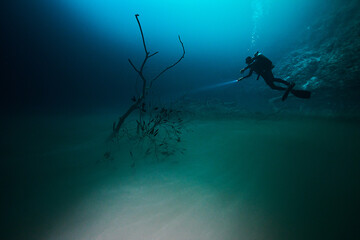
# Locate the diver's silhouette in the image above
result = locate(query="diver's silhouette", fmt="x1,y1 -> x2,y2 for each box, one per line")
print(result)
238,52 -> 311,101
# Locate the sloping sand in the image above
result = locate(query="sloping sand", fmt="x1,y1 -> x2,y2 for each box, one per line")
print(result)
2,114 -> 359,240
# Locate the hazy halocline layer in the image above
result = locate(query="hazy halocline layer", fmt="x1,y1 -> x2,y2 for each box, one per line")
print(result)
1,114 -> 360,240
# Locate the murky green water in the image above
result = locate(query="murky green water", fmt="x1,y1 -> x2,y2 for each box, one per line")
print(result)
1,114 -> 359,239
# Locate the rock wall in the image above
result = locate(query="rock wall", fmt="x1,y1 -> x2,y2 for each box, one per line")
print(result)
274,0 -> 360,113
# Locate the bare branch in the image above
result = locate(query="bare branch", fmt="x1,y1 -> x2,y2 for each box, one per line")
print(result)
135,14 -> 148,55
109,97 -> 142,140
150,35 -> 185,88
128,59 -> 140,73
139,55 -> 149,73
149,51 -> 159,58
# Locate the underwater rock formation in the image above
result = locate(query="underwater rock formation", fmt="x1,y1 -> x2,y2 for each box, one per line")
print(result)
274,0 -> 360,113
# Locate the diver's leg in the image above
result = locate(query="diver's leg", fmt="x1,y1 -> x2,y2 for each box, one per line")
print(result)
282,82 -> 296,101
263,71 -> 288,90
265,69 -> 291,86
273,78 -> 290,86
264,78 -> 287,91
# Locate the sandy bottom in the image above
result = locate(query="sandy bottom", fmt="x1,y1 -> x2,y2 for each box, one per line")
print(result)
1,114 -> 360,240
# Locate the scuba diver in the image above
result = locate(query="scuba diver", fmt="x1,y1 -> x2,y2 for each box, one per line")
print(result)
238,52 -> 311,101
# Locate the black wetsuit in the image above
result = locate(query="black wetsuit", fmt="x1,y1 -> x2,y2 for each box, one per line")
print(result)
245,55 -> 290,91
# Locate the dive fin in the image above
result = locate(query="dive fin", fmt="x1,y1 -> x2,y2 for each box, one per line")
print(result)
282,82 -> 295,101
291,89 -> 311,99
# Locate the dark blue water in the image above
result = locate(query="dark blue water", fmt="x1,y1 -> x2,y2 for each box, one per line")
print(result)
1,0 -> 355,114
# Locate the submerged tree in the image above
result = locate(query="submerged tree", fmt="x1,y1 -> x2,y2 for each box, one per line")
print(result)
104,14 -> 186,164
110,14 -> 185,140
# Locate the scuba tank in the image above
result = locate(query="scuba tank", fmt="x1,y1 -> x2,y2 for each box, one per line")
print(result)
254,51 -> 274,70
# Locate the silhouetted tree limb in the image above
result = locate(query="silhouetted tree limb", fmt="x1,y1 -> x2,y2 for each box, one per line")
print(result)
149,35 -> 185,89
110,14 -> 185,139
135,14 -> 148,55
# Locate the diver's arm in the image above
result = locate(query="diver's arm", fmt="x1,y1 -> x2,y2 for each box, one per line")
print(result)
240,62 -> 255,73
238,69 -> 253,81
240,64 -> 251,73
241,65 -> 250,72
